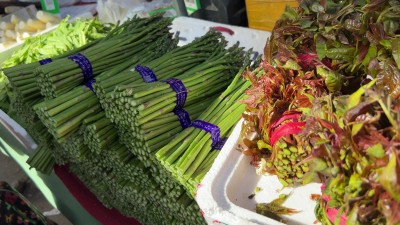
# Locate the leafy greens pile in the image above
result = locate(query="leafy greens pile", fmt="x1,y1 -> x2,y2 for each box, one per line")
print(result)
240,0 -> 400,224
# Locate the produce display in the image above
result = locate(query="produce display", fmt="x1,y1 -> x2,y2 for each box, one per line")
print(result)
240,0 -> 400,224
1,13 -> 259,225
2,0 -> 398,224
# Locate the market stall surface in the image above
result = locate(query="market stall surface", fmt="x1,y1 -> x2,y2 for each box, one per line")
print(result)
0,153 -> 72,225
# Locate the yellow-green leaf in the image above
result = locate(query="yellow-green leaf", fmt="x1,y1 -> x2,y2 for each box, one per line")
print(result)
346,204 -> 361,225
392,38 -> 400,70
351,122 -> 364,137
347,79 -> 376,110
366,143 -> 385,159
378,153 -> 400,203
362,44 -> 377,67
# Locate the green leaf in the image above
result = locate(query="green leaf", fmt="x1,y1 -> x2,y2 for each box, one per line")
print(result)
316,41 -> 327,60
378,153 -> 400,203
348,173 -> 363,195
311,157 -> 328,171
302,171 -> 319,184
351,122 -> 364,137
300,19 -> 314,29
380,39 -> 392,50
346,204 -> 361,225
282,5 -> 298,21
366,143 -> 385,158
362,44 -> 377,67
257,139 -> 272,151
311,2 -> 325,12
347,79 -> 376,110
392,38 -> 400,70
282,59 -> 302,70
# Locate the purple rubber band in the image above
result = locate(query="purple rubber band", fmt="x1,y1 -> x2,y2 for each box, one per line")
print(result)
164,78 -> 187,109
135,65 -> 158,83
213,137 -> 228,150
67,53 -> 93,80
84,78 -> 96,93
39,58 -> 52,65
173,108 -> 191,129
191,120 -> 227,150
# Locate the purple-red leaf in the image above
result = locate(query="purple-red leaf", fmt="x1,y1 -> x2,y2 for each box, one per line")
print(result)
270,121 -> 306,146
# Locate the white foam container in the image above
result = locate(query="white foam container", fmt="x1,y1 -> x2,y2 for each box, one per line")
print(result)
196,119 -> 322,225
171,17 -> 270,56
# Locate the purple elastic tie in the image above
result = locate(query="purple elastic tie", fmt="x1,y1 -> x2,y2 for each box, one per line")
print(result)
164,78 -> 187,109
135,65 -> 158,83
191,120 -> 227,150
39,58 -> 52,65
213,137 -> 228,150
173,108 -> 191,129
68,53 -> 93,80
84,78 -> 96,93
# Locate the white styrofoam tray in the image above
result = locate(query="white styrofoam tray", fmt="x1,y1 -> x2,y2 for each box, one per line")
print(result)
196,119 -> 322,225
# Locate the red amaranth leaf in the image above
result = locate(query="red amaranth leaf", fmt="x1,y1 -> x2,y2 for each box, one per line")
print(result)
298,53 -> 319,69
270,121 -> 306,146
325,206 -> 348,225
270,111 -> 302,131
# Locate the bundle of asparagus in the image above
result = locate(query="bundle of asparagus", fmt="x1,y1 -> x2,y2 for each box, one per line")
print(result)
79,112 -> 154,189
33,31 -> 176,144
59,133 -> 89,164
26,144 -> 55,175
3,20 -> 113,174
33,85 -> 102,143
71,157 -> 204,225
156,56 -> 255,196
107,43 -> 244,157
1,18 -> 111,112
4,39 -> 97,107
81,112 -> 116,153
35,16 -> 173,99
70,162 -> 115,209
112,156 -> 155,189
93,29 -> 225,115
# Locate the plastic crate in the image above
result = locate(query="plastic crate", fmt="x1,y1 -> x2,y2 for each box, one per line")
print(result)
245,0 -> 298,31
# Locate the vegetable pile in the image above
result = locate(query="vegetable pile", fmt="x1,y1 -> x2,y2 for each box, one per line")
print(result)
240,0 -> 400,224
2,14 -> 260,225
